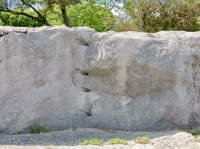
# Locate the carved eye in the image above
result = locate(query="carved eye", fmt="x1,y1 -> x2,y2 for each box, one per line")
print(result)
75,68 -> 89,75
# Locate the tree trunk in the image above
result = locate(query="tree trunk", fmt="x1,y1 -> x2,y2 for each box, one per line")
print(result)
43,20 -> 52,26
61,7 -> 72,27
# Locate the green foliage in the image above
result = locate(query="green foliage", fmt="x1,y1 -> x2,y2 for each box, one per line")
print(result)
29,124 -> 50,134
0,0 -> 52,26
80,139 -> 103,146
0,0 -> 114,28
42,127 -> 50,133
135,136 -> 150,144
1,0 -> 199,32
198,17 -> 200,25
46,6 -> 64,26
112,0 -> 200,32
82,87 -> 91,92
0,11 -> 43,27
108,137 -> 128,145
38,1 -> 113,31
29,125 -> 41,134
186,130 -> 200,136
67,0 -> 113,32
0,18 -> 3,25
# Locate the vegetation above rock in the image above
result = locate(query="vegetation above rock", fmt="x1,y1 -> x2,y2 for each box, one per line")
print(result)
0,0 -> 199,32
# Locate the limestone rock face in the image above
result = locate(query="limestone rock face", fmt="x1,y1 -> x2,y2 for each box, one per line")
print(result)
0,26 -> 200,134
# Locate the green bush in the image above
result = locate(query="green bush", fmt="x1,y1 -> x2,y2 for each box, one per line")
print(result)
186,130 -> 200,136
108,137 -> 128,145
111,0 -> 200,32
67,1 -> 113,32
0,18 -> 3,25
80,139 -> 103,146
135,136 -> 150,144
29,124 -> 50,134
0,11 -> 43,27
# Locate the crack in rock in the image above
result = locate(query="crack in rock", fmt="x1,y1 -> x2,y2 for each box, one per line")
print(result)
0,27 -> 28,38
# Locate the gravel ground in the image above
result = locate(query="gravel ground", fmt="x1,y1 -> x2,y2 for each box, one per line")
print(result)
0,128 -> 200,149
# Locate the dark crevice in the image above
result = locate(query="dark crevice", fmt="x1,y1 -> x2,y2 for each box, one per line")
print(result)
78,110 -> 92,116
147,33 -> 155,38
0,60 -> 2,63
0,30 -> 28,38
75,68 -> 88,75
77,39 -> 89,46
82,71 -> 89,75
15,30 -> 28,34
78,105 -> 93,116
0,32 -> 9,37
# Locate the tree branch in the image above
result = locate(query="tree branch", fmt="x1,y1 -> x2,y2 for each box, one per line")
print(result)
0,9 -> 52,26
20,0 -> 48,22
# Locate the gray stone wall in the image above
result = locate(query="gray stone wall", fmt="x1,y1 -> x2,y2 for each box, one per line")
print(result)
0,26 -> 200,134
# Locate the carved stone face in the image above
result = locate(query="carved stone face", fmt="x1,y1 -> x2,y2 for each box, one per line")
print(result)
0,26 -> 200,134
72,32 -> 189,99
70,30 -> 200,131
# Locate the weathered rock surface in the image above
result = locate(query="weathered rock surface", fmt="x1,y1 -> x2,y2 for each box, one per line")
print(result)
150,132 -> 200,149
0,26 -> 200,134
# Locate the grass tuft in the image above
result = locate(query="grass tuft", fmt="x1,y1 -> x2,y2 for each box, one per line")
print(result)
185,130 -> 200,136
135,136 -> 150,144
108,137 -> 128,145
80,139 -> 103,146
29,124 -> 49,134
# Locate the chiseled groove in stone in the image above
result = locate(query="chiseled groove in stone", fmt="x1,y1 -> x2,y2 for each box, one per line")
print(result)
77,39 -> 89,46
75,68 -> 89,76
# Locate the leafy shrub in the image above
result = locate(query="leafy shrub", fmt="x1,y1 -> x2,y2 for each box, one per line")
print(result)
186,130 -> 200,136
135,136 -> 150,144
0,18 -> 3,25
67,1 -> 113,32
29,124 -> 50,134
108,137 -> 128,145
0,11 -> 43,27
80,139 -> 103,146
111,0 -> 200,32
